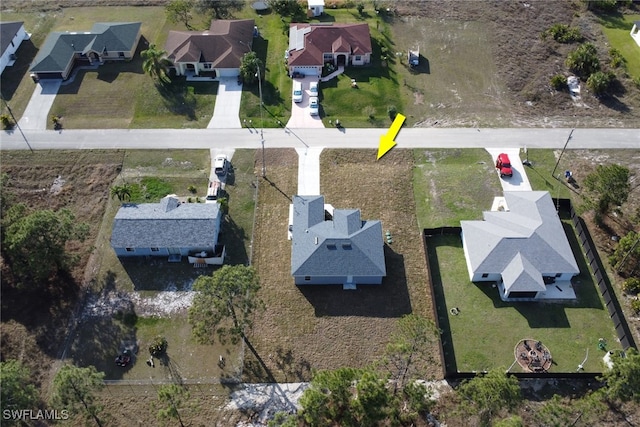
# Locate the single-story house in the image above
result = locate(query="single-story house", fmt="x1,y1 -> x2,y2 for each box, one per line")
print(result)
111,196 -> 225,265
287,23 -> 372,76
1,21 -> 30,75
631,21 -> 640,47
460,191 -> 579,301
291,195 -> 386,289
164,19 -> 255,78
307,0 -> 325,17
29,22 -> 141,81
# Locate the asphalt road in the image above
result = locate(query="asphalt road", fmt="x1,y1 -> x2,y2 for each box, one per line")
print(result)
0,127 -> 638,151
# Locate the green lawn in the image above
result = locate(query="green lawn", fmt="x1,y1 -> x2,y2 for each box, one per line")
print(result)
521,149 -> 573,199
428,232 -> 618,373
599,13 -> 640,79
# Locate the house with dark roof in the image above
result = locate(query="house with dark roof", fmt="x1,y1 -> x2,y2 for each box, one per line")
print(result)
291,195 -> 386,289
164,19 -> 255,78
1,21 -> 29,75
287,23 -> 372,76
460,191 -> 579,301
29,22 -> 141,80
111,196 -> 225,265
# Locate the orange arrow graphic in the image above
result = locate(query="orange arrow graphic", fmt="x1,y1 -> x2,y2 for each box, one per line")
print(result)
377,113 -> 406,160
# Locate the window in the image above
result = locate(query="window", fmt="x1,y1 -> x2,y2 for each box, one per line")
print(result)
125,247 -> 135,252
555,273 -> 562,277
327,244 -> 337,250
342,243 -> 352,250
354,55 -> 361,61
481,273 -> 489,278
118,52 -> 125,57
323,53 -> 333,61
151,247 -> 159,252
304,276 -> 311,281
203,63 -> 212,69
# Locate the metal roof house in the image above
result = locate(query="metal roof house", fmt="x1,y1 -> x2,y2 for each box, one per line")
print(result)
30,22 -> 141,80
291,195 -> 386,289
111,196 -> 225,265
287,23 -> 371,77
461,191 -> 579,301
164,19 -> 255,79
1,21 -> 29,75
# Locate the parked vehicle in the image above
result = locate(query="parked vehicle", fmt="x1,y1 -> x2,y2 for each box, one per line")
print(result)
292,81 -> 303,103
206,181 -> 221,202
309,97 -> 319,116
214,155 -> 229,176
309,81 -> 318,96
408,45 -> 419,67
496,153 -> 513,177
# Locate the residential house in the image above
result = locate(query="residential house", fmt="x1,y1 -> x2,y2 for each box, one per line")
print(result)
29,22 -> 141,81
111,196 -> 225,265
164,19 -> 255,78
1,21 -> 29,75
287,23 -> 372,76
307,0 -> 325,17
291,195 -> 386,289
631,20 -> 640,47
460,191 -> 579,301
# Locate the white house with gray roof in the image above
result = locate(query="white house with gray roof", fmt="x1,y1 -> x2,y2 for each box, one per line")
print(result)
30,22 -> 141,80
111,196 -> 224,264
461,191 -> 579,301
1,21 -> 29,75
291,195 -> 386,289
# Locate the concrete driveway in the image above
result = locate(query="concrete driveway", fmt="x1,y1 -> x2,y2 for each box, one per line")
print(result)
207,77 -> 242,129
485,148 -> 532,192
286,76 -> 324,129
18,80 -> 61,130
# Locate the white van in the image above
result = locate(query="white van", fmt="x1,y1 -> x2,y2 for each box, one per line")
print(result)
292,81 -> 303,103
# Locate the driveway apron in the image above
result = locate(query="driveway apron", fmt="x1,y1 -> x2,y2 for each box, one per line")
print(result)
485,148 -> 532,192
18,80 -> 61,130
208,77 -> 242,129
296,147 -> 323,195
286,76 -> 324,129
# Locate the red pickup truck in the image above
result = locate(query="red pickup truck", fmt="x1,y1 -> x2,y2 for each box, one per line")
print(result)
496,153 -> 513,178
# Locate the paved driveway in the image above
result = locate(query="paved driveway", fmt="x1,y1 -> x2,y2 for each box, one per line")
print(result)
18,80 -> 61,130
485,148 -> 532,192
207,77 -> 242,129
286,76 -> 324,129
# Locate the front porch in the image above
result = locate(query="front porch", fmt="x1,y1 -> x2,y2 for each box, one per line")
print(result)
187,245 -> 226,266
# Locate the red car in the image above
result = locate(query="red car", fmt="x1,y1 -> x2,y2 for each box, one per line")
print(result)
496,153 -> 513,178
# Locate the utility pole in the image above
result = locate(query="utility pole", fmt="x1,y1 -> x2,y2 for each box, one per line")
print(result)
239,39 -> 265,178
1,95 -> 33,153
552,128 -> 574,179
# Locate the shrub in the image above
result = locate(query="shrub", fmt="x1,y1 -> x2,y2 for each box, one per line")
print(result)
0,114 -> 15,130
149,335 -> 168,357
631,299 -> 640,315
543,24 -> 583,43
608,48 -> 626,69
387,105 -> 397,120
188,184 -> 197,194
586,70 -> 614,95
622,278 -> 640,295
356,3 -> 364,15
550,74 -> 568,90
566,43 -> 600,78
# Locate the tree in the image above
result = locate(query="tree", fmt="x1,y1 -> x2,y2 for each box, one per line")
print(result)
0,360 -> 39,424
110,183 -> 132,202
599,347 -> 640,403
382,314 -> 439,394
194,0 -> 243,19
156,384 -> 190,427
566,43 -> 600,78
165,0 -> 193,29
141,44 -> 172,83
239,51 -> 263,85
3,205 -> 89,284
50,365 -> 105,427
583,164 -> 630,216
297,367 -> 391,427
609,231 -> 640,277
268,0 -> 303,17
188,265 -> 262,344
457,369 -> 522,426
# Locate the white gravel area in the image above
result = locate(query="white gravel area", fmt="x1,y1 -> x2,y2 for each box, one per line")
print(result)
82,290 -> 195,318
225,382 -> 307,425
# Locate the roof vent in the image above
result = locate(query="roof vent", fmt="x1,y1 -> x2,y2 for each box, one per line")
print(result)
314,237 -> 318,245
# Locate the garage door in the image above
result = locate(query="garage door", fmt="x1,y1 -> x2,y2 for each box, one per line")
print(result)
292,66 -> 319,76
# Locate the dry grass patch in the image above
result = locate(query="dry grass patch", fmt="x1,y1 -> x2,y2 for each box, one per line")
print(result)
247,148 -> 440,382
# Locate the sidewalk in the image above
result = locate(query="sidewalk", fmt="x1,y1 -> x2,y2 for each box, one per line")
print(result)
295,147 -> 323,195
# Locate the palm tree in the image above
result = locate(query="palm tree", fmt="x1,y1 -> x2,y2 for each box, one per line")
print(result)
141,44 -> 172,83
110,184 -> 132,202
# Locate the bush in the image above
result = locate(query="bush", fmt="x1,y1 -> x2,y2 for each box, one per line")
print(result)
387,105 -> 397,120
631,299 -> 640,315
356,3 -> 364,15
608,48 -> 626,69
550,74 -> 568,90
0,114 -> 15,130
149,335 -> 168,357
543,24 -> 583,43
566,43 -> 600,78
188,185 -> 197,194
586,71 -> 614,95
622,278 -> 640,295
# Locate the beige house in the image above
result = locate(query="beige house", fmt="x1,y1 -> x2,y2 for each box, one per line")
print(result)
164,19 -> 255,79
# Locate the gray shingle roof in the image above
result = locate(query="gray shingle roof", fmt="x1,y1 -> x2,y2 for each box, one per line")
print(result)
1,21 -> 24,54
164,19 -> 254,68
461,191 -> 579,282
30,22 -> 141,73
111,197 -> 221,248
291,195 -> 386,278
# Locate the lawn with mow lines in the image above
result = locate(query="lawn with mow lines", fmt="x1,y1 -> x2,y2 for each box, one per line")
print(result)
599,13 -> 640,80
412,148 -> 502,229
429,224 -> 617,373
